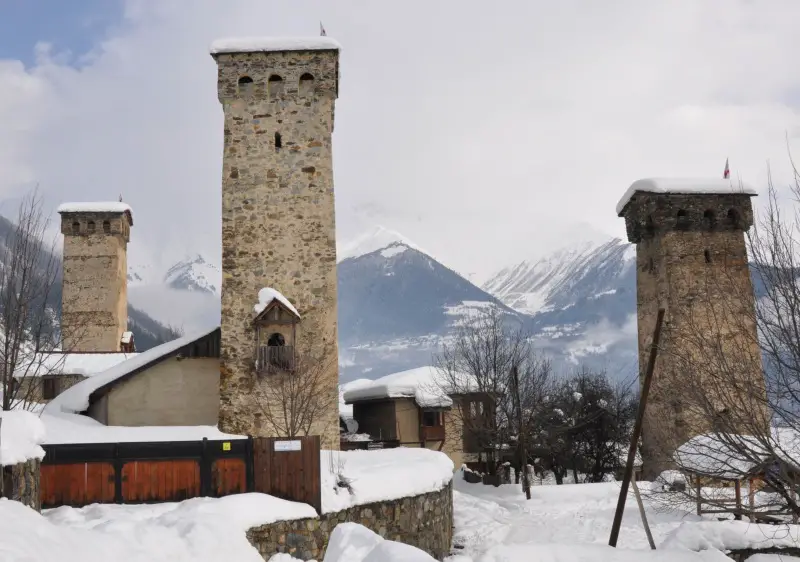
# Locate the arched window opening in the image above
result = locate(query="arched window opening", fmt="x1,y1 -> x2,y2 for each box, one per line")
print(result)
704,249 -> 712,264
299,73 -> 315,95
703,210 -> 715,229
87,221 -> 96,234
676,209 -> 689,230
268,74 -> 284,97
274,132 -> 282,150
103,220 -> 111,234
727,208 -> 740,228
71,221 -> 80,235
267,333 -> 285,347
237,76 -> 254,95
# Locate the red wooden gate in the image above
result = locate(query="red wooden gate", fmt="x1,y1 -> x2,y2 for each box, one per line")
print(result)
252,436 -> 321,514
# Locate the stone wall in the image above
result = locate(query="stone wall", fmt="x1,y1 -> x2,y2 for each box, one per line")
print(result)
214,47 -> 341,449
60,210 -> 131,353
620,192 -> 768,478
2,458 -> 40,511
247,483 -> 453,561
16,374 -> 86,403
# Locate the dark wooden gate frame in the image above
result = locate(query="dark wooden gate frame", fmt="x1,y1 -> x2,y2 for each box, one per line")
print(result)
42,437 -> 255,505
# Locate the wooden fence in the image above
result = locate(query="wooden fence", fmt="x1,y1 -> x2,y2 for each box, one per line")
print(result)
40,436 -> 321,512
252,436 -> 321,514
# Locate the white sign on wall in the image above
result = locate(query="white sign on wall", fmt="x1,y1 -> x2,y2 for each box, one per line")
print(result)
274,440 -> 302,452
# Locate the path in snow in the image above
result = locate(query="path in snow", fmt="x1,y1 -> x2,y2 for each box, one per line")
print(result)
450,476 -> 721,562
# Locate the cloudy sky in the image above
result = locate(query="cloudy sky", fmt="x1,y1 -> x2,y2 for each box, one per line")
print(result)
1,0 -> 799,281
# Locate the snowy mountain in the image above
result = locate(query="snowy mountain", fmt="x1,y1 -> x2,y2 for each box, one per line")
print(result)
483,235 -> 638,375
163,254 -> 221,295
337,228 -> 522,382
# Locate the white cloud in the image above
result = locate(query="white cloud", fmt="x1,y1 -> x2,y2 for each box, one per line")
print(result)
0,0 -> 799,278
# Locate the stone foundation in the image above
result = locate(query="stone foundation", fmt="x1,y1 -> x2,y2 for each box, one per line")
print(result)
1,458 -> 40,511
247,483 -> 453,561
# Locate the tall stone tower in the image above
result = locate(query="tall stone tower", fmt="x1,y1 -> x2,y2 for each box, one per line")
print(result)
617,179 -> 769,478
211,37 -> 341,449
58,202 -> 132,352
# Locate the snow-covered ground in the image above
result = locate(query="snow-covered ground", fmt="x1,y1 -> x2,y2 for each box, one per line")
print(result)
4,459 -> 800,561
446,471 -> 796,561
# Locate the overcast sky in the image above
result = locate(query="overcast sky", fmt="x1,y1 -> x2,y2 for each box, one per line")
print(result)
1,0 -> 799,281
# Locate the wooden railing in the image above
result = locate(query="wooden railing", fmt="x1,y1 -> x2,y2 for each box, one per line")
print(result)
256,345 -> 294,373
421,425 -> 445,442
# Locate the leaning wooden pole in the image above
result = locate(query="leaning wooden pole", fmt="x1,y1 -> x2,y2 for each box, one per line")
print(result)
608,308 -> 665,548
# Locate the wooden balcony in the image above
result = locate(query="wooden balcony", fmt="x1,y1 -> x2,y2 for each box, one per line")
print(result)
256,345 -> 294,374
421,424 -> 445,442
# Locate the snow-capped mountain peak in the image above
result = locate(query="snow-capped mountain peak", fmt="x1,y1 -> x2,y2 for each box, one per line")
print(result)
338,226 -> 429,262
162,254 -> 222,296
483,236 -> 635,316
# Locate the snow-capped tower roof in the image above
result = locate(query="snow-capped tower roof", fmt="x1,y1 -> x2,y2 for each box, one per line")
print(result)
209,36 -> 341,55
616,178 -> 756,216
57,202 -> 133,225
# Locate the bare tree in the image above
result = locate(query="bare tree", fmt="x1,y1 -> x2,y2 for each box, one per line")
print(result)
255,337 -> 339,439
434,306 -> 551,490
0,189 -> 69,411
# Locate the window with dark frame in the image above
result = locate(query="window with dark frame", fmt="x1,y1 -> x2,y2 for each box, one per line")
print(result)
42,377 -> 57,400
422,411 -> 440,427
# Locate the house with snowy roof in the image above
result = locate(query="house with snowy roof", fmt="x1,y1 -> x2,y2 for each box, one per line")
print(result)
342,366 -> 493,468
43,286 -> 305,429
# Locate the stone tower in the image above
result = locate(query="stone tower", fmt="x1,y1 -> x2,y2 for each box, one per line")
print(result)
617,179 -> 769,478
58,202 -> 133,352
211,37 -> 341,449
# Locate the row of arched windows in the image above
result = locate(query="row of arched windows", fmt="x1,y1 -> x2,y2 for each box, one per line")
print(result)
644,208 -> 741,235
237,73 -> 315,96
71,220 -> 111,235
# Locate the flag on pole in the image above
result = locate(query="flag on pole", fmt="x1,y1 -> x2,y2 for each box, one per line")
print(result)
723,158 -> 730,179
320,21 -> 327,36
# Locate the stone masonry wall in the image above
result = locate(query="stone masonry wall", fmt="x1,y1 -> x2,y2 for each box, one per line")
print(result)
2,458 -> 40,511
60,211 -> 130,353
214,48 -> 340,449
15,374 -> 86,403
247,483 -> 453,561
621,192 -> 768,478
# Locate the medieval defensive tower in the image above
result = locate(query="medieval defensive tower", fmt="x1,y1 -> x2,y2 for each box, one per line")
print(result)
617,178 -> 769,478
211,37 -> 341,449
58,202 -> 132,352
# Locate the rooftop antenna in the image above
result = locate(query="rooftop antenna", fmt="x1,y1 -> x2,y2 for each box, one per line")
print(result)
320,21 -> 327,36
118,194 -> 123,202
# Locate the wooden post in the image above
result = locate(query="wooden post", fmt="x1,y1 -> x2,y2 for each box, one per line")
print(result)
511,366 -> 531,500
734,480 -> 742,520
631,470 -> 656,550
609,308 -> 665,547
696,479 -> 702,517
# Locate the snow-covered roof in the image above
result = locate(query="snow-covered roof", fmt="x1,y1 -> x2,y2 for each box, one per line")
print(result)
343,366 -> 478,409
675,427 -> 800,479
615,178 -> 757,215
14,352 -> 137,378
210,37 -> 341,55
0,410 -> 46,464
40,409 -> 245,445
45,325 -> 220,415
253,287 -> 300,318
57,202 -> 133,215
